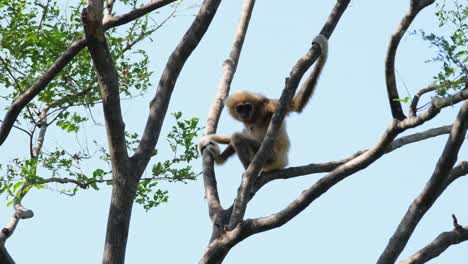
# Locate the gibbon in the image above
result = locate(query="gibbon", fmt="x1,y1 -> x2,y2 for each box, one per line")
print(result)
200,35 -> 328,171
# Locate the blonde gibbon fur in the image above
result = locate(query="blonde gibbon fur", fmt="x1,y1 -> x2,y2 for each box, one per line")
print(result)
200,34 -> 328,171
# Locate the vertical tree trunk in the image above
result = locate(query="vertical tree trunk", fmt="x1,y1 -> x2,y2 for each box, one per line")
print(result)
199,242 -> 232,264
0,245 -> 15,264
102,174 -> 138,264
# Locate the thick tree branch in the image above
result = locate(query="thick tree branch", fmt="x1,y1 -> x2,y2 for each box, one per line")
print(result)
248,120 -> 402,233
444,161 -> 468,187
200,2 -> 351,262
228,78 -> 296,229
377,100 -> 468,264
132,0 -> 222,175
0,201 -> 34,243
204,0 -> 255,135
0,184 -> 34,264
255,125 -> 452,189
202,154 -> 222,221
0,39 -> 86,146
0,245 -> 14,264
228,0 -> 351,231
202,0 -> 256,222
82,2 -> 137,263
0,0 -> 177,146
400,217 -> 468,264
385,0 -> 435,120
82,1 -> 129,173
247,94 -> 467,237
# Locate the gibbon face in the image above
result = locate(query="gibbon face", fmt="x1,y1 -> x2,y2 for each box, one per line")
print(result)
235,103 -> 253,120
225,91 -> 268,123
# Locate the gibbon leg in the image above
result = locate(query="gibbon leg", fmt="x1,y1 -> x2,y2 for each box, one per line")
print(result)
217,144 -> 235,163
230,133 -> 260,169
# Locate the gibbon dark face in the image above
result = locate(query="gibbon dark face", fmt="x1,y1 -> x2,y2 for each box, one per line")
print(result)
235,103 -> 253,120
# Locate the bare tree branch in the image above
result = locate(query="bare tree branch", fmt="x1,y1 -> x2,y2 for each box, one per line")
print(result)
377,100 -> 468,264
227,0 -> 351,231
31,110 -> 48,159
255,125 -> 452,189
202,0 -> 256,222
0,39 -> 86,146
82,1 -> 136,263
409,84 -> 444,117
0,0 -> 177,146
103,0 -> 177,29
200,1 -> 351,262
82,0 -> 129,171
247,93 -> 467,238
228,78 -> 296,229
248,121 -> 401,233
204,0 -> 255,135
445,161 -> 468,187
0,245 -> 14,264
132,0 -> 222,175
0,184 -> 35,264
400,217 -> 468,264
385,0 -> 435,120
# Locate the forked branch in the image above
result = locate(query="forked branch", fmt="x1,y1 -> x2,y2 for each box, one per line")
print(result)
377,100 -> 468,264
132,0 -> 222,176
384,0 -> 435,120
0,0 -> 178,146
247,92 -> 468,238
400,215 -> 468,264
228,0 -> 352,230
254,124 -> 453,190
202,0 -> 257,221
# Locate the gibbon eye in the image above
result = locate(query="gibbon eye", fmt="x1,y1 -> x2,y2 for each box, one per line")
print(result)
236,104 -> 252,117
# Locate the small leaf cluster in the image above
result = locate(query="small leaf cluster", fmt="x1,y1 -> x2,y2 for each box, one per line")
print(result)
416,0 -> 467,96
135,112 -> 202,211
0,0 -> 155,134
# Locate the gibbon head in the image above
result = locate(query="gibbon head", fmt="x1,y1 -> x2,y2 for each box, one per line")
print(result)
225,91 -> 276,123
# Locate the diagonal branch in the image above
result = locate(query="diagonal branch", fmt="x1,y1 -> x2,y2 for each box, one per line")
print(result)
254,125 -> 452,190
82,1 -> 129,171
247,92 -> 467,238
0,184 -> 34,264
228,0 -> 351,230
204,0 -> 255,135
132,0 -> 222,176
385,0 -> 435,120
0,0 -> 177,146
400,216 -> 468,264
0,38 -> 86,146
409,83 -> 449,117
377,100 -> 468,264
444,161 -> 468,188
103,0 -> 177,29
202,0 -> 256,221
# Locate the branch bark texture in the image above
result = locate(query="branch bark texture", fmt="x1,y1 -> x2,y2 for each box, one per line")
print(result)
384,0 -> 435,120
132,0 -> 222,176
377,100 -> 468,264
200,0 -> 351,262
400,225 -> 468,264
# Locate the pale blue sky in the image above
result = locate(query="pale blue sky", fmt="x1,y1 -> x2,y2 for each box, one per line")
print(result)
1,0 -> 467,263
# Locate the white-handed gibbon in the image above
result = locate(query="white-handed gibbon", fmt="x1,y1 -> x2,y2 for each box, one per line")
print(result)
200,34 -> 328,171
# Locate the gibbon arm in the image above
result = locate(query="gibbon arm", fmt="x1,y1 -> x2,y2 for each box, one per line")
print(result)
208,134 -> 231,144
199,134 -> 234,165
290,34 -> 328,113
